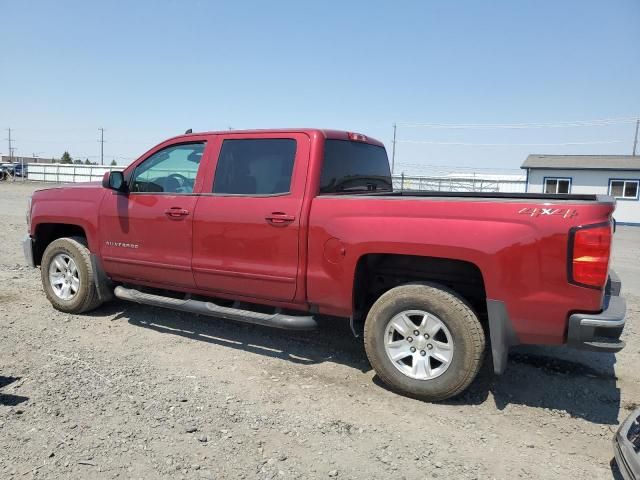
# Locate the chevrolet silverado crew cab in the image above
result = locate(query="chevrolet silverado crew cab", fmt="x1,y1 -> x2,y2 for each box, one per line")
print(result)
23,129 -> 627,401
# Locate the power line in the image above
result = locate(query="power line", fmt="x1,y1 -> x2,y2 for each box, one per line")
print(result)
396,162 -> 525,171
13,139 -> 105,144
397,140 -> 623,147
70,153 -> 135,160
398,117 -> 639,129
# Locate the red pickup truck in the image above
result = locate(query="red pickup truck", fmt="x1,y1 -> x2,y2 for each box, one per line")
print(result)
23,128 -> 627,400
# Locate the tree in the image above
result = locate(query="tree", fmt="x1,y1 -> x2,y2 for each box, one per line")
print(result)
84,159 -> 91,165
110,159 -> 117,166
60,151 -> 73,164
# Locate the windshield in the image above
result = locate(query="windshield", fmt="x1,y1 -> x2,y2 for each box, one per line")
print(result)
319,140 -> 392,194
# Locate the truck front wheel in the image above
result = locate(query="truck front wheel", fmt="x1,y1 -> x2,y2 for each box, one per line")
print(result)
364,283 -> 485,401
41,237 -> 103,314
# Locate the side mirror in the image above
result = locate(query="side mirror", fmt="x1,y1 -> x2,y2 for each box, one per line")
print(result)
102,171 -> 127,192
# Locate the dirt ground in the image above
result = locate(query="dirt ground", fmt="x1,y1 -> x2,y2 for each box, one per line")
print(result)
1,181 -> 638,480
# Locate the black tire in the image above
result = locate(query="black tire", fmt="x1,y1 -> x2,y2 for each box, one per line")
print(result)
41,236 -> 103,314
364,283 -> 485,401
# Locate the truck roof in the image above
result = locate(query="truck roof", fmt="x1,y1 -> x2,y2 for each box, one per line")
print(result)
166,128 -> 385,148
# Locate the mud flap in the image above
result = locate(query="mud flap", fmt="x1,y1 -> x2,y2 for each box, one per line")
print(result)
486,299 -> 518,374
91,254 -> 113,302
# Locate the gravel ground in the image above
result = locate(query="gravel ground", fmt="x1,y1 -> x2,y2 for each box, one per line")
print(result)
1,181 -> 639,480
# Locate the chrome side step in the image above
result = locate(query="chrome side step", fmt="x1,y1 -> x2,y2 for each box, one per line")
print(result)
114,286 -> 318,331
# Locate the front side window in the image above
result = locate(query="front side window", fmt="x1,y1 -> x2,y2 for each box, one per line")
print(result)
609,179 -> 639,199
544,177 -> 571,194
130,143 -> 204,194
213,139 -> 296,195
320,140 -> 392,194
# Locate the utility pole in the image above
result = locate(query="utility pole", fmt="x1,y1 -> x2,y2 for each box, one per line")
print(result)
5,128 -> 17,181
633,118 -> 639,156
98,127 -> 105,165
391,123 -> 397,175
6,128 -> 13,163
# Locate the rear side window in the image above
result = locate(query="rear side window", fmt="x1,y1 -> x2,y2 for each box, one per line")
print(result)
320,140 -> 392,194
213,139 -> 296,195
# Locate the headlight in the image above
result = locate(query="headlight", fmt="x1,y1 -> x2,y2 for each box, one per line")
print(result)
26,196 -> 32,229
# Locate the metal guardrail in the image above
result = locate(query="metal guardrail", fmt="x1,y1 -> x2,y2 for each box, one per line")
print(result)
24,163 -> 121,183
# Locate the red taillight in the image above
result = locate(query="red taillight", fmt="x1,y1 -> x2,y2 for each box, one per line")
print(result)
347,132 -> 368,142
569,223 -> 612,289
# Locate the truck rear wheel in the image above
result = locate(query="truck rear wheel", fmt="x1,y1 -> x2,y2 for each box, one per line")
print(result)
364,283 -> 485,401
41,237 -> 103,314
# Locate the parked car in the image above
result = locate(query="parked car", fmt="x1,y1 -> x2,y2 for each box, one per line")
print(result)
614,407 -> 640,480
21,128 -> 627,401
13,163 -> 27,177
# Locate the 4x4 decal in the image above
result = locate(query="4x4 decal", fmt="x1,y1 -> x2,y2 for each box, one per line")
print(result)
518,207 -> 578,218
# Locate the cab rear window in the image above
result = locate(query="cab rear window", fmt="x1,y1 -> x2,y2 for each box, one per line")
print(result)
319,140 -> 392,194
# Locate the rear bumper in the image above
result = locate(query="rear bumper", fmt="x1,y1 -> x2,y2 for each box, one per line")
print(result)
22,235 -> 35,268
567,271 -> 626,353
613,408 -> 640,480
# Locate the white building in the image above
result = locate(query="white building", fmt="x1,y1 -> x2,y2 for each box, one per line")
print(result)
522,155 -> 640,225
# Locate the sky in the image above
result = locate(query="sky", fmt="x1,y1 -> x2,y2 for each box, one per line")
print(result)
1,0 -> 639,175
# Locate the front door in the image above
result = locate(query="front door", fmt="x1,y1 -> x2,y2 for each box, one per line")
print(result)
98,141 -> 207,288
192,134 -> 309,301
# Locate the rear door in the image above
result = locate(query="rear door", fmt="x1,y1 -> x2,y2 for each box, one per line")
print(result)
98,140 -> 208,288
192,133 -> 309,301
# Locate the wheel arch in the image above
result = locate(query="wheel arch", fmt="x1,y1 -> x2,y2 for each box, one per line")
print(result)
33,222 -> 91,266
352,253 -> 488,322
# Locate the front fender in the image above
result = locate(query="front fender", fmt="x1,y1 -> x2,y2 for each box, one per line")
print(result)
30,186 -> 106,253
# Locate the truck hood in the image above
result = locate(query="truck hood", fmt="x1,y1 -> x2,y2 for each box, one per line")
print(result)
34,181 -> 103,192
32,181 -> 107,206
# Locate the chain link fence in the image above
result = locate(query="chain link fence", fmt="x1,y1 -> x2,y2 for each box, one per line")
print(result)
392,173 -> 526,193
